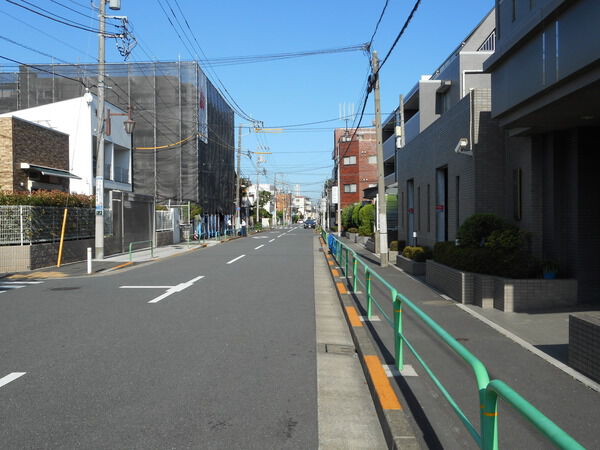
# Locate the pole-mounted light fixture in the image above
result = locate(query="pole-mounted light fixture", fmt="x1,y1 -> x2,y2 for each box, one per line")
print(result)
106,105 -> 135,135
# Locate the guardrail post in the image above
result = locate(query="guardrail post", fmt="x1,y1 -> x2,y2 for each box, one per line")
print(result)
344,247 -> 349,277
352,255 -> 358,293
366,268 -> 372,319
393,292 -> 404,371
482,388 -> 499,450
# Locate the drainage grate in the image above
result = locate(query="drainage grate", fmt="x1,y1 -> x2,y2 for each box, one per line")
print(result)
321,343 -> 356,355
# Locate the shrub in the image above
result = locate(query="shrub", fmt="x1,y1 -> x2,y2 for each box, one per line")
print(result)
433,241 -> 540,279
347,227 -> 358,233
389,240 -> 399,251
402,246 -> 431,262
358,204 -> 375,236
457,213 -> 515,248
351,204 -> 362,228
0,190 -> 94,208
341,205 -> 353,230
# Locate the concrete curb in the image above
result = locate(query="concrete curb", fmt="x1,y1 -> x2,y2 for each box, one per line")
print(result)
318,237 -> 420,450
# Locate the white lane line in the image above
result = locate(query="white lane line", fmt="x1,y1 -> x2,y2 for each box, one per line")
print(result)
120,286 -> 174,289
0,284 -> 25,289
269,239 -> 275,243
277,234 -> 284,238
0,281 -> 43,284
226,255 -> 246,265
359,315 -> 381,322
0,372 -> 26,388
0,291 -> 6,294
254,245 -> 264,250
148,275 -> 205,304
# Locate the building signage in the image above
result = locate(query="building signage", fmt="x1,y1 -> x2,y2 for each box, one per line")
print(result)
331,186 -> 339,204
95,176 -> 104,215
407,207 -> 414,213
436,204 -> 445,211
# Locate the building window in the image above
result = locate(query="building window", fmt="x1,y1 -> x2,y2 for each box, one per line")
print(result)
456,176 -> 460,230
512,0 -> 516,21
344,184 -> 357,193
417,186 -> 421,231
368,155 -> 377,164
343,156 -> 356,165
513,169 -> 522,220
427,184 -> 431,232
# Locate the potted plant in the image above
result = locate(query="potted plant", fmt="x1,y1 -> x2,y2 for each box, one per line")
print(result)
542,260 -> 559,279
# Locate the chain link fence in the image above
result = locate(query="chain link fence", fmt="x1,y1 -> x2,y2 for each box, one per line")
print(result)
155,210 -> 174,232
0,206 -> 98,245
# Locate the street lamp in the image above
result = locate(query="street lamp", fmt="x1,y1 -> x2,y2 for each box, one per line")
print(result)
105,105 -> 135,136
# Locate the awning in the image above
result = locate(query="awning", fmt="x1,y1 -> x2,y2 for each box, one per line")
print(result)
21,163 -> 81,179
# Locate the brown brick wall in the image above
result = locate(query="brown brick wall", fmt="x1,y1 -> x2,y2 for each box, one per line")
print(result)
0,116 -> 70,192
0,117 -> 14,191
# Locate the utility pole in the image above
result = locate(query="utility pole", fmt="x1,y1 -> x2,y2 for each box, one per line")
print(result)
372,51 -> 388,267
336,138 -> 342,236
94,0 -> 107,260
235,124 -> 242,230
273,173 -> 277,228
255,167 -> 260,226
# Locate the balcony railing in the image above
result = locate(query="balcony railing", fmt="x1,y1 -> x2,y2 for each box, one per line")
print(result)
404,111 -> 420,145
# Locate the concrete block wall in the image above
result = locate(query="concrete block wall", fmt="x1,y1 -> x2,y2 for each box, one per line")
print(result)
498,278 -> 578,312
0,239 -> 94,272
569,312 -> 600,383
426,260 -> 474,304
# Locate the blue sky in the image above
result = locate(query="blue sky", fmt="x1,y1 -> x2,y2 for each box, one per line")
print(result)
0,0 -> 494,200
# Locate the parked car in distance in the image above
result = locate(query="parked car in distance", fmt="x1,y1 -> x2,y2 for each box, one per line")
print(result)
303,219 -> 316,229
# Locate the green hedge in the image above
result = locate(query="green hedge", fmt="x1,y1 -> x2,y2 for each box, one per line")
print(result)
402,246 -> 431,262
0,190 -> 94,208
433,241 -> 540,278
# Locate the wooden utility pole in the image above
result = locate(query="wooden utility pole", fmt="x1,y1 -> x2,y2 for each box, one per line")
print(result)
372,51 -> 388,267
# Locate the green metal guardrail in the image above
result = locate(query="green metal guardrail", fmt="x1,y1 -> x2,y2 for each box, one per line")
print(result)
321,230 -> 583,450
128,240 -> 154,262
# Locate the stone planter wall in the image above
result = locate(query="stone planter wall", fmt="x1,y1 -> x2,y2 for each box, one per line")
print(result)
569,312 -> 600,383
426,260 -> 577,312
156,230 -> 174,247
347,232 -> 358,243
357,235 -> 370,245
365,238 -> 375,253
396,254 -> 426,276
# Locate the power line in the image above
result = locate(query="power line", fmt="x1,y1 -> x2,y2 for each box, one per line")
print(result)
368,0 -> 390,51
5,0 -> 121,36
0,55 -> 88,87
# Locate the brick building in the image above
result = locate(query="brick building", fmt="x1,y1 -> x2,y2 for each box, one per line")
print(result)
332,127 -> 377,211
0,116 -> 75,192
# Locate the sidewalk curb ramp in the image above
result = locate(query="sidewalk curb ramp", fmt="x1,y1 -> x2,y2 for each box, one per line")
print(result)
318,235 -> 420,450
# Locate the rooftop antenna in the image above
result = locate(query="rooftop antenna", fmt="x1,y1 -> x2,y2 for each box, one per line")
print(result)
339,102 -> 355,132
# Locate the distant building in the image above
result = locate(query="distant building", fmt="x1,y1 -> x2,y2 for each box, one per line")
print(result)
332,127 -> 377,212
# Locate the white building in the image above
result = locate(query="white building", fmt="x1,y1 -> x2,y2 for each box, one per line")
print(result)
1,93 -> 133,204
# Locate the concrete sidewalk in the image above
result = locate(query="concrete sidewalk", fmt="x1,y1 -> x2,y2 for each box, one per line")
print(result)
341,236 -> 600,392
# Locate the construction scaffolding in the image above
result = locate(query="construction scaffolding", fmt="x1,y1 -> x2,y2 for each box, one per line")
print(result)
0,61 -> 235,215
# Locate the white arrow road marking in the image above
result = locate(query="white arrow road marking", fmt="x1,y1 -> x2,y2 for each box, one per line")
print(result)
0,372 -> 26,388
120,276 -> 205,304
226,255 -> 245,265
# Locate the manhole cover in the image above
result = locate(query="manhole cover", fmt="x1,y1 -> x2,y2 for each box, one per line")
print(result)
325,344 -> 355,355
50,287 -> 81,291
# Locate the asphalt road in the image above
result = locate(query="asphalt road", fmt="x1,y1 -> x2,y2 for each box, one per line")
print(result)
0,227 -> 318,449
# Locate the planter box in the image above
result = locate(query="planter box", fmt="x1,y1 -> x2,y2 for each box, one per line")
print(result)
388,250 -> 398,261
364,237 -> 375,252
357,235 -> 370,246
425,260 -> 577,312
347,232 -> 358,243
396,254 -> 426,276
569,312 -> 600,383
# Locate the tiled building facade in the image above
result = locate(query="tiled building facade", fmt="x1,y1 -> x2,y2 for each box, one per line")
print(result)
0,116 -> 70,192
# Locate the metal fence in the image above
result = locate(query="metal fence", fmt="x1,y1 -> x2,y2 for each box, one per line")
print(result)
0,205 -> 96,245
323,231 -> 584,450
155,210 -> 174,231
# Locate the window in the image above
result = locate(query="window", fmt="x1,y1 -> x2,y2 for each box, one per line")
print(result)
456,176 -> 460,230
343,156 -> 356,165
427,184 -> 431,232
512,0 -> 516,21
513,169 -> 522,220
368,155 -> 377,164
344,184 -> 357,193
417,186 -> 421,231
